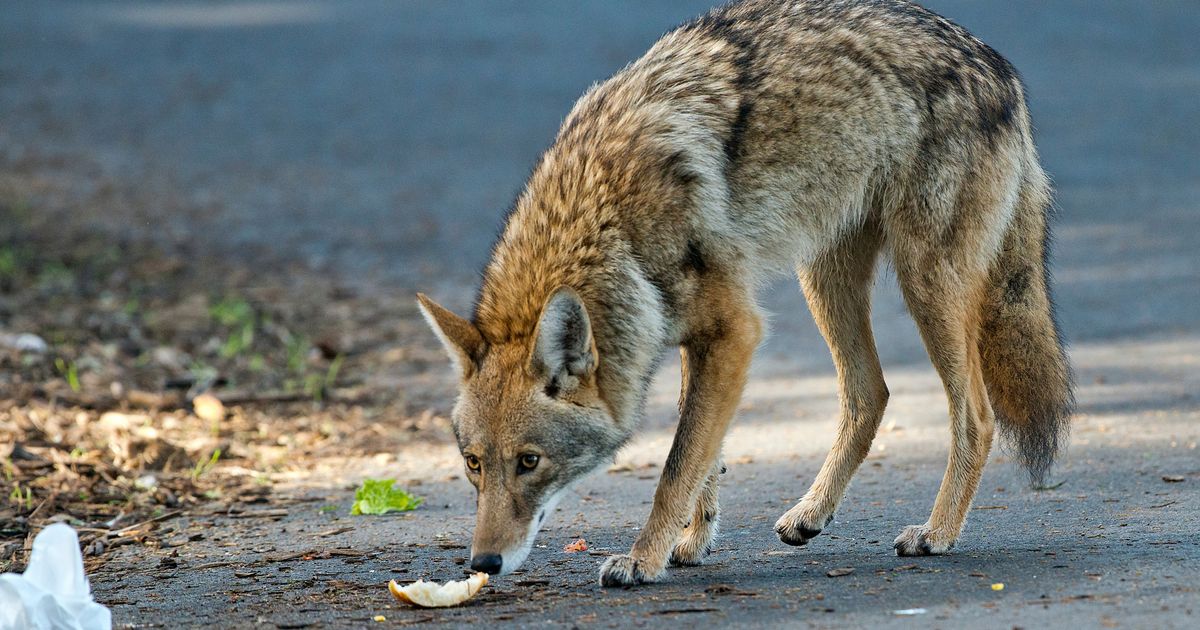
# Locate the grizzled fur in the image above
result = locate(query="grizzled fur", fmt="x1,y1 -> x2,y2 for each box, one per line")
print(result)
419,0 -> 1073,586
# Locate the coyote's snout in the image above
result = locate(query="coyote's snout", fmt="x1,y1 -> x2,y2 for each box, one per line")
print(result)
418,0 -> 1073,585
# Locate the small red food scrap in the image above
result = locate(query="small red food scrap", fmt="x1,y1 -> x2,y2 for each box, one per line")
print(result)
563,539 -> 588,553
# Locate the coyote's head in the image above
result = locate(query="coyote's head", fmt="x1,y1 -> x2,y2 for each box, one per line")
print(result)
416,288 -> 623,575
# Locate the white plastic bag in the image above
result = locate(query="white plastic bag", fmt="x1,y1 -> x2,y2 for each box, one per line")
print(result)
0,523 -> 112,630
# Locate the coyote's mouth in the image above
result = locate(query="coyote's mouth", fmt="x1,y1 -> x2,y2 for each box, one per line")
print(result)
472,484 -> 572,575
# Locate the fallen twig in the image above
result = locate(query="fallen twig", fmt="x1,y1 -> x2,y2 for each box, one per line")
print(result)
228,509 -> 289,519
110,510 -> 187,536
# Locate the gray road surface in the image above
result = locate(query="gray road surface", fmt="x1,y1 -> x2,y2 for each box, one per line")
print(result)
2,1 -> 1198,628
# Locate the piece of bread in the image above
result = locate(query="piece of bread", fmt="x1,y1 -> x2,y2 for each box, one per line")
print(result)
388,573 -> 488,608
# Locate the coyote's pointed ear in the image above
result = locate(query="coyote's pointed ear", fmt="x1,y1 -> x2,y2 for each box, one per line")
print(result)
530,287 -> 597,393
416,293 -> 486,378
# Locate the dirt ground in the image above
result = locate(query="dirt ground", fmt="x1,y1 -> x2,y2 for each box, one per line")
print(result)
2,1 -> 1199,628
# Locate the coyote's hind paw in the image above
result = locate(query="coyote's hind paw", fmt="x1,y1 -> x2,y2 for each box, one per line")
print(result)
599,554 -> 658,587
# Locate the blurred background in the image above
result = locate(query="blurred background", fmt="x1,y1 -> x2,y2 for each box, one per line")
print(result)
1,1 -> 1197,626
4,1 -> 1195,296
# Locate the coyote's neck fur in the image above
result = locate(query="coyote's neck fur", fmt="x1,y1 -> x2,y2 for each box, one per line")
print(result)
471,78 -> 715,427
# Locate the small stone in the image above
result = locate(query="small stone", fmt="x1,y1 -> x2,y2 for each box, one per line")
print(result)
192,393 -> 226,423
0,333 -> 48,353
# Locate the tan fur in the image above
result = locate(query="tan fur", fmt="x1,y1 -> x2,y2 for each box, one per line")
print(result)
418,0 -> 1073,585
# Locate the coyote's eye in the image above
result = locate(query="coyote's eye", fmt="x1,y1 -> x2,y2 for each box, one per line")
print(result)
464,454 -> 481,473
517,453 -> 540,473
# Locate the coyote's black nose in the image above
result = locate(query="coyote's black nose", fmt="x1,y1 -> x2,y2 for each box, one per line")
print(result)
471,553 -> 503,574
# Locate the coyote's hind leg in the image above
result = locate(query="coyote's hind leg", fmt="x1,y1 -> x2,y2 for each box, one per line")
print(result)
887,180 -> 1006,555
776,221 -> 889,547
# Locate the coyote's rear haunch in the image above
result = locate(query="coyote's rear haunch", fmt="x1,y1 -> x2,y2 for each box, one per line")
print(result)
418,0 -> 1073,586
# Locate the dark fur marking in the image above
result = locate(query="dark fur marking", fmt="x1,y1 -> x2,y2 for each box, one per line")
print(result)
645,272 -> 679,314
827,40 -> 888,79
1003,267 -> 1031,305
664,150 -> 700,187
680,6 -> 764,169
798,525 -> 822,539
555,303 -> 588,372
925,67 -> 962,104
980,90 -> 1019,143
724,100 -> 755,166
684,240 -> 708,274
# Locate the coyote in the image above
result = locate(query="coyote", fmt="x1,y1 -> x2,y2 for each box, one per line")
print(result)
417,0 -> 1073,586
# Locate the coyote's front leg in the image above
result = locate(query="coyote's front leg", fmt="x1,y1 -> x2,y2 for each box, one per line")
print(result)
671,349 -> 724,567
600,300 -> 760,586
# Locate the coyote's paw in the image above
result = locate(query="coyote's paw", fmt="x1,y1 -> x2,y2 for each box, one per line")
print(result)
774,503 -> 832,547
670,520 -> 717,566
599,554 -> 659,587
893,524 -> 954,556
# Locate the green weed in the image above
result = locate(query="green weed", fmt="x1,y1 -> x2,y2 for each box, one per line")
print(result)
8,484 -> 33,510
55,357 -> 80,393
211,296 -> 256,358
191,448 -> 222,481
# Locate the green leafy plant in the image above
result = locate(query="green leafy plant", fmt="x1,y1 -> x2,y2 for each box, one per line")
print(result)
303,373 -> 324,402
299,349 -> 344,402
191,448 -> 222,481
211,296 -> 256,358
350,478 -> 423,515
9,483 -> 33,510
0,247 -> 17,281
285,332 -> 309,375
55,357 -> 80,393
324,354 -> 344,389
36,261 -> 74,292
188,360 -> 219,388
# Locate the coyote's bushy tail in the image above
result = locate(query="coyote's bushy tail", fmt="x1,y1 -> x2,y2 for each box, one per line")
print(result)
978,169 -> 1074,487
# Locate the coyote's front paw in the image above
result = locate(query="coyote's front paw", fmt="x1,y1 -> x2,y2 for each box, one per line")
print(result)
774,502 -> 832,547
599,554 -> 659,587
893,524 -> 954,556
